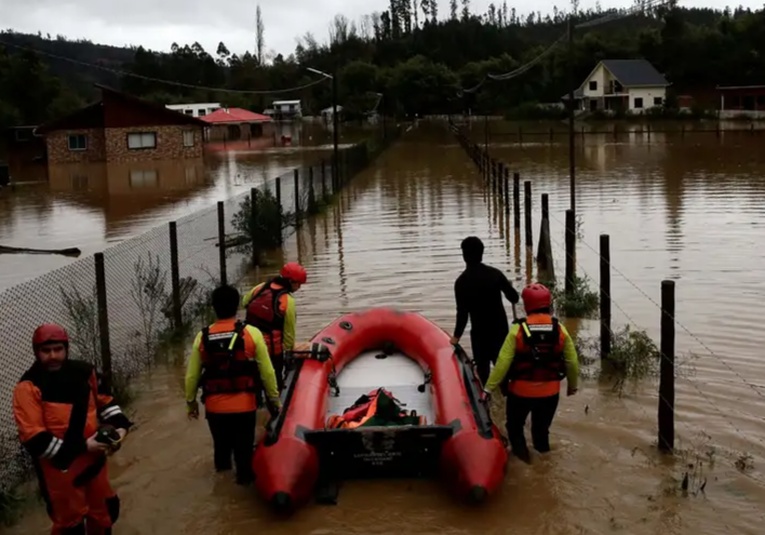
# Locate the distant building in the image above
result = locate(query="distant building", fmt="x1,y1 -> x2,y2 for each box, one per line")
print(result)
200,107 -> 274,142
166,102 -> 222,118
562,59 -> 671,114
35,84 -> 207,165
320,105 -> 343,123
269,100 -> 302,121
716,85 -> 765,119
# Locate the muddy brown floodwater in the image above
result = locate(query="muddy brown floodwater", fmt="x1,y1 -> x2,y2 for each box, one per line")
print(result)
7,121 -> 765,534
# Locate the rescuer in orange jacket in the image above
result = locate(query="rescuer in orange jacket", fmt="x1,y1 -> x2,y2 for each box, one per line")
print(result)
483,283 -> 579,463
241,262 -> 307,391
185,284 -> 281,486
12,323 -> 133,535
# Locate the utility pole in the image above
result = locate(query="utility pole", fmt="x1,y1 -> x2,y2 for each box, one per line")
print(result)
332,68 -> 339,187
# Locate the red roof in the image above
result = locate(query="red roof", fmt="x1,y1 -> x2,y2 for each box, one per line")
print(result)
201,107 -> 272,124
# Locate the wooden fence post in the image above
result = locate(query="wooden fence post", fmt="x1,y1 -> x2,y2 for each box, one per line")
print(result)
524,180 -> 532,248
658,280 -> 676,453
513,172 -> 521,230
168,222 -> 182,329
217,201 -> 227,285
565,209 -> 575,295
250,187 -> 258,265
294,168 -> 301,219
94,252 -> 113,394
600,234 -> 611,359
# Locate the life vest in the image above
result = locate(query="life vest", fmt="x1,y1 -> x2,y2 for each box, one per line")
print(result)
507,315 -> 567,383
326,388 -> 425,429
245,279 -> 290,356
199,321 -> 259,400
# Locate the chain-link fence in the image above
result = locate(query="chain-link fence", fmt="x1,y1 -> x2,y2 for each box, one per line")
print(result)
0,128 -> 402,496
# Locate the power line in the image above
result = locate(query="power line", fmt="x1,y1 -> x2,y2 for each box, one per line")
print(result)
0,38 -> 329,95
458,0 -> 677,95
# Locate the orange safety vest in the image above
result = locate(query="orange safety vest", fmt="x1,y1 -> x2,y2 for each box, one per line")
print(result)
199,320 -> 260,403
507,315 -> 567,397
245,279 -> 290,358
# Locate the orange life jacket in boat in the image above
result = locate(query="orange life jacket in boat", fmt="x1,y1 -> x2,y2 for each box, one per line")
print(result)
326,388 -> 424,429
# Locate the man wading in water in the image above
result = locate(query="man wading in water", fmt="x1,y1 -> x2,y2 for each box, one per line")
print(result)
450,236 -> 519,385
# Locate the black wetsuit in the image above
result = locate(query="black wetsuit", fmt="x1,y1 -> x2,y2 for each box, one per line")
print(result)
453,262 -> 519,385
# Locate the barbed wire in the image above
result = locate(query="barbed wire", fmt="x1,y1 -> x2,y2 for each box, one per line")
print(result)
472,170 -> 765,491
458,0 -> 677,96
546,210 -> 765,405
0,39 -> 329,95
530,209 -> 765,460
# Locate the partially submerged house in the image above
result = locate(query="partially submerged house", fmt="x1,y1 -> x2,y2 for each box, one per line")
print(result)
716,85 -> 765,119
563,59 -> 671,114
35,84 -> 208,165
200,107 -> 273,142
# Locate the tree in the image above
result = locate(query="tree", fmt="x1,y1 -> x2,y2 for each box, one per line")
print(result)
256,4 -> 265,66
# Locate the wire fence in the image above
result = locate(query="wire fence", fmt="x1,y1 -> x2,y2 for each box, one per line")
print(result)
0,126 -> 402,494
448,117 -> 765,487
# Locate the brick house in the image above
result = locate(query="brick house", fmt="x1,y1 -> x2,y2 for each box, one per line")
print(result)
35,84 -> 208,165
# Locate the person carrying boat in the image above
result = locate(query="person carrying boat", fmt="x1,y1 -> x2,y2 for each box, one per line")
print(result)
12,323 -> 133,535
241,261 -> 307,391
482,283 -> 579,462
450,236 -> 519,385
185,284 -> 281,486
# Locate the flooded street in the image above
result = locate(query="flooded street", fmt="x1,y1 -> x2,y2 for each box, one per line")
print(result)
6,121 -> 765,534
0,122 -> 373,291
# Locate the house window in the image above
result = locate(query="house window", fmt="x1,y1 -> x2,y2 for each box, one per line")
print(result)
127,132 -> 157,150
653,97 -> 663,106
129,169 -> 158,188
184,109 -> 194,115
183,130 -> 195,147
634,97 -> 644,109
198,109 -> 207,116
68,134 -> 87,151
589,81 -> 597,91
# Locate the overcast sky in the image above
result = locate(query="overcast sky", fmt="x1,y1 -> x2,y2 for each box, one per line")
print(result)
2,0 -> 759,59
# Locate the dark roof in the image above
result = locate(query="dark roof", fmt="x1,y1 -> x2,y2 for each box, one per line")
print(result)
600,59 -> 670,87
35,103 -> 104,135
36,84 -> 207,135
561,88 -> 584,100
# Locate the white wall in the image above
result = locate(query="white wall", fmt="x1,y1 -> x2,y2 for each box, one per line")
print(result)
166,103 -> 221,117
627,87 -> 667,113
583,63 -> 607,98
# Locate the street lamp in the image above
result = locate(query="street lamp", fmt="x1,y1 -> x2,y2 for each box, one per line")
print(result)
307,67 -> 339,190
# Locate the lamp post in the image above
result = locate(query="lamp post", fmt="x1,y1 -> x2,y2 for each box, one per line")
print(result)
307,67 -> 339,188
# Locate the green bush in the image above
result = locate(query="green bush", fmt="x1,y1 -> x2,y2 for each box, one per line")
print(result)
550,274 -> 599,319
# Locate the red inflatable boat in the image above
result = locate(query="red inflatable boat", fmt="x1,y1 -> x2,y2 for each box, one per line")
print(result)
252,307 -> 508,512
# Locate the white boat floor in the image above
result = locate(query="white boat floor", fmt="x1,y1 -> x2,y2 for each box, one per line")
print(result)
326,350 -> 434,425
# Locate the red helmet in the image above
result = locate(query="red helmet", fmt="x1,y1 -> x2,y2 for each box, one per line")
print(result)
521,283 -> 552,312
33,323 -> 69,350
280,262 -> 307,284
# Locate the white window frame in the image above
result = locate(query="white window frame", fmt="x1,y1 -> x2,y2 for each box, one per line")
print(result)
183,130 -> 195,147
127,132 -> 156,150
67,134 -> 87,151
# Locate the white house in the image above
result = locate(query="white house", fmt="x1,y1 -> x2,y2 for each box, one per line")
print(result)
166,102 -> 222,118
563,59 -> 671,114
268,100 -> 302,120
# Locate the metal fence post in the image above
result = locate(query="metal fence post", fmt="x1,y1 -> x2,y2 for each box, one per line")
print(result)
94,252 -> 113,393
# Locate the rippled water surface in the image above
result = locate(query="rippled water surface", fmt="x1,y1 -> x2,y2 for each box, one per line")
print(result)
5,121 -> 765,534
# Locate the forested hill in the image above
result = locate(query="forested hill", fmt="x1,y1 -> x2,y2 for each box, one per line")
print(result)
1,2 -> 764,129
